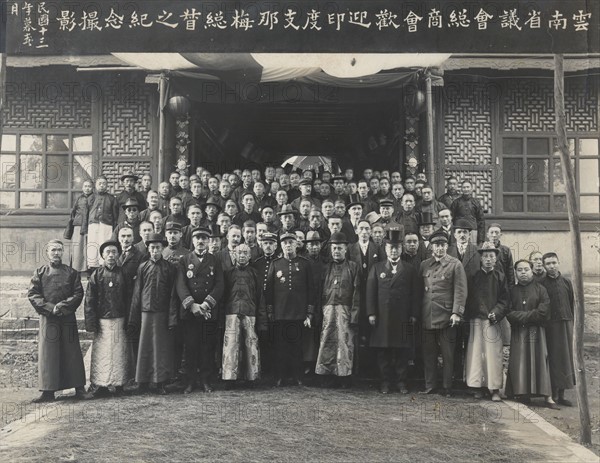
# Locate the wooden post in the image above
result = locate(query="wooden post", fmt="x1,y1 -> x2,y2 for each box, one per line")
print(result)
425,70 -> 436,188
553,54 -> 592,445
157,73 -> 167,183
0,53 -> 7,149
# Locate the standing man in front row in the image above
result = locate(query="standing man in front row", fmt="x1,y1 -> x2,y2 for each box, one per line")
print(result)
315,232 -> 361,387
367,228 -> 421,394
128,233 -> 178,395
174,227 -> 224,393
265,233 -> 316,387
28,239 -> 89,402
420,229 -> 467,397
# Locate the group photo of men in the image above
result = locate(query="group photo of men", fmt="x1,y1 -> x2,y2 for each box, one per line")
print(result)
29,165 -> 576,411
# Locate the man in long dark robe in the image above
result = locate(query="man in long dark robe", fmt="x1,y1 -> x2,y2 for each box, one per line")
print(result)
464,242 -> 509,402
128,233 -> 178,395
367,227 -> 421,394
315,233 -> 360,387
540,252 -> 576,406
27,239 -> 89,402
505,260 -> 558,409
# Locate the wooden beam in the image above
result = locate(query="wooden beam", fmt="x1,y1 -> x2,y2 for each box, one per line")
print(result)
425,70 -> 436,188
157,73 -> 167,183
553,54 -> 592,446
0,53 -> 7,149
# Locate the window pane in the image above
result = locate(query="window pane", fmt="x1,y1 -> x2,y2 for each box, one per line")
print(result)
552,138 -> 575,156
0,192 -> 16,209
527,195 -> 550,212
552,159 -> 565,193
20,191 -> 42,209
503,158 -> 523,192
72,135 -> 93,152
46,155 -> 70,189
579,158 -> 599,194
581,196 -> 599,214
554,195 -> 567,212
1,134 -> 17,152
72,154 -> 94,190
20,154 -> 43,189
0,154 -> 17,189
579,139 -> 599,156
527,138 -> 549,155
46,135 -> 70,152
503,196 -> 523,212
527,158 -> 549,192
20,135 -> 43,152
46,192 -> 69,209
503,138 -> 522,154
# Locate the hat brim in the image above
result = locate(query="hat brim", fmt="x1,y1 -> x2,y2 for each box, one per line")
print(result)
346,202 -> 363,210
146,239 -> 167,246
277,210 -> 298,216
99,242 -> 122,256
477,248 -> 500,254
120,175 -> 139,182
202,203 -> 222,213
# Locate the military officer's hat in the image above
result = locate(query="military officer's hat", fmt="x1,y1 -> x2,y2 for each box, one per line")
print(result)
280,232 -> 297,242
262,232 -> 279,243
191,227 -> 212,239
331,175 -> 346,182
429,228 -> 449,244
165,221 -> 182,232
299,178 -> 313,186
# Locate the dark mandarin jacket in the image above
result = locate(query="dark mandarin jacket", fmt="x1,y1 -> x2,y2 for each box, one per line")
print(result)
465,268 -> 510,321
28,263 -> 84,317
88,192 -> 120,227
506,280 -> 550,326
84,265 -> 128,331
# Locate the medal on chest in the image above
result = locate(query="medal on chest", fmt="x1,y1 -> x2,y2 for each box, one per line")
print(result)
187,270 -> 194,278
109,281 -> 113,287
380,272 -> 386,279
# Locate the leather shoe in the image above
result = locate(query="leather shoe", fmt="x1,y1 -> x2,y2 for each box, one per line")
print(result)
557,398 -> 573,407
274,378 -> 283,388
544,401 -> 560,410
380,382 -> 390,394
202,383 -> 213,393
491,392 -> 502,402
294,379 -> 304,387
420,387 -> 435,395
156,384 -> 168,395
473,390 -> 484,399
183,384 -> 194,394
32,392 -> 55,403
442,388 -> 453,398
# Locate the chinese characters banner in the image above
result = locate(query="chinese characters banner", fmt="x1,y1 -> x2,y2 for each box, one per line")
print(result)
3,0 -> 598,54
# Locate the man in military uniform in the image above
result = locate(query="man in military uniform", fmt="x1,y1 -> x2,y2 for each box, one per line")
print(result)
375,199 -> 402,231
173,227 -> 224,393
419,229 -> 468,397
163,221 -> 189,264
252,232 -> 280,376
265,233 -> 316,386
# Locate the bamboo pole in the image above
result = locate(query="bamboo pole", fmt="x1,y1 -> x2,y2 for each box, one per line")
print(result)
553,54 -> 592,445
425,70 -> 436,189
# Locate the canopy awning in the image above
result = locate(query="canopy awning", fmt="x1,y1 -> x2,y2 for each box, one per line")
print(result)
111,52 -> 450,86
